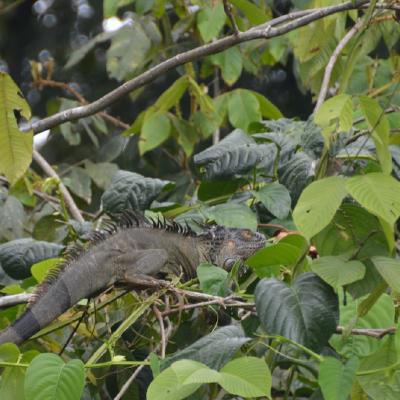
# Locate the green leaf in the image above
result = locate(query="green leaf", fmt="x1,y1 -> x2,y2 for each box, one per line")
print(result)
345,173 -> 400,226
84,161 -> 118,189
31,258 -> 62,283
228,89 -> 261,130
0,72 -> 33,184
62,166 -> 92,203
255,273 -> 339,352
0,239 -> 64,280
330,293 -> 394,357
154,76 -> 189,112
205,203 -> 257,231
24,353 -> 85,400
311,256 -> 365,289
218,357 -> 271,398
314,94 -> 353,143
251,91 -> 283,120
139,112 -> 171,155
101,170 -> 172,213
0,366 -> 26,400
197,263 -> 228,296
319,357 -> 359,400
0,343 -> 20,362
164,325 -> 250,370
253,182 -> 291,219
359,96 -> 392,174
147,359 -> 204,400
293,176 -> 348,240
230,0 -> 270,25
371,257 -> 400,292
106,24 -> 151,81
210,47 -> 243,86
196,3 -> 226,43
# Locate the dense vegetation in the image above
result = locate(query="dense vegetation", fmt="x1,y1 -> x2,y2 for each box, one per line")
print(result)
0,0 -> 399,399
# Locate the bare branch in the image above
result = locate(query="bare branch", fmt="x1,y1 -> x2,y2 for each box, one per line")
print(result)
30,0 -> 371,134
314,19 -> 364,111
113,364 -> 146,400
32,150 -> 85,223
153,305 -> 167,359
336,326 -> 396,339
223,0 -> 239,35
0,293 -> 32,308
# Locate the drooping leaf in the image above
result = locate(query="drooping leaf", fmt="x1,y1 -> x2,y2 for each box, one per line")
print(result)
0,366 -> 26,400
318,357 -> 359,400
255,273 -> 339,352
210,47 -> 243,86
0,72 -> 33,184
251,91 -> 283,120
164,325 -> 250,370
101,170 -> 173,213
0,239 -> 64,280
31,257 -> 62,283
253,182 -> 291,219
230,0 -> 271,25
84,161 -> 118,189
228,89 -> 261,130
196,2 -> 226,43
359,96 -> 392,174
371,257 -> 400,292
293,176 -> 348,240
62,166 -> 92,203
205,202 -> 257,231
24,353 -> 85,400
312,256 -> 365,289
0,195 -> 25,241
197,263 -> 228,296
346,173 -> 400,226
139,112 -> 171,155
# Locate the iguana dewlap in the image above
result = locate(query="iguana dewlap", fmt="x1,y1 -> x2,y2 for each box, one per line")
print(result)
0,212 -> 265,345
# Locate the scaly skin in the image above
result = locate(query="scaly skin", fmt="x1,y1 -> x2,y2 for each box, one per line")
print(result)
0,215 -> 265,345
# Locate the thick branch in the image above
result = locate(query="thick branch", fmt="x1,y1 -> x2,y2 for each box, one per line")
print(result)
0,293 -> 32,309
32,150 -> 85,223
31,0 -> 370,134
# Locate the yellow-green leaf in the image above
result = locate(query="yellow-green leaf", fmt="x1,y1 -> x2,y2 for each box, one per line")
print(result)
139,112 -> 171,155
0,72 -> 33,184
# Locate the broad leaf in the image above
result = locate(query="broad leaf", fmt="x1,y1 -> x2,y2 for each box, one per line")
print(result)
251,91 -> 283,120
24,353 -> 85,400
359,96 -> 392,174
31,257 -> 62,283
196,3 -> 225,43
293,176 -> 348,239
253,182 -> 291,219
0,239 -> 64,280
101,170 -> 172,213
164,325 -> 250,370
346,173 -> 400,226
84,161 -> 118,189
210,47 -> 243,86
205,203 -> 257,231
62,166 -> 92,203
139,112 -> 171,155
319,357 -> 359,400
371,257 -> 400,292
0,72 -> 33,184
228,89 -> 261,130
255,273 -> 339,352
197,263 -> 228,296
312,256 -> 365,289
0,366 -> 25,400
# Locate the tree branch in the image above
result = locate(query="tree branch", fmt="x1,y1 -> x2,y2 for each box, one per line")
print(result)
0,293 -> 32,309
30,0 -> 371,134
32,150 -> 85,223
223,0 -> 239,35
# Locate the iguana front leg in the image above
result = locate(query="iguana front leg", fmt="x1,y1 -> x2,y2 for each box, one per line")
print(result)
117,249 -> 170,288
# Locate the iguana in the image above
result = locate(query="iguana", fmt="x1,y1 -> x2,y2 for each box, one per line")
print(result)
0,212 -> 265,345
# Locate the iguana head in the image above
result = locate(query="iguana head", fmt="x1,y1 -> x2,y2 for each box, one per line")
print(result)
199,225 -> 266,270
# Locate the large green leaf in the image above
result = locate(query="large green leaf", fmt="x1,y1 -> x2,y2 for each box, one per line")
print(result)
318,357 -> 359,400
210,47 -> 243,86
24,353 -> 85,400
139,112 -> 171,155
101,170 -> 172,213
106,24 -> 151,81
164,325 -> 250,370
197,263 -> 228,297
0,72 -> 33,184
345,173 -> 400,226
196,2 -> 225,43
255,273 -> 339,352
0,366 -> 25,400
84,161 -> 118,189
359,96 -> 392,174
251,91 -> 283,120
62,166 -> 92,203
330,293 -> 395,357
0,238 -> 64,280
371,256 -> 400,292
311,256 -> 365,289
228,89 -> 261,130
253,182 -> 291,219
293,176 -> 348,240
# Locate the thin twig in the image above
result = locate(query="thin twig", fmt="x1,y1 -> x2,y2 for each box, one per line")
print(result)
153,305 -> 167,359
32,150 -> 85,223
336,326 -> 396,339
223,0 -> 239,35
0,293 -> 31,308
314,19 -> 364,111
113,364 -> 146,400
30,0 -> 371,134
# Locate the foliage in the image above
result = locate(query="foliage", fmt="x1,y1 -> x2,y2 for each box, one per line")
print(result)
0,0 -> 399,399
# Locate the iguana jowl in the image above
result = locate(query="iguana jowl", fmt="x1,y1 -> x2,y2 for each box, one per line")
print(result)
0,212 -> 265,345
